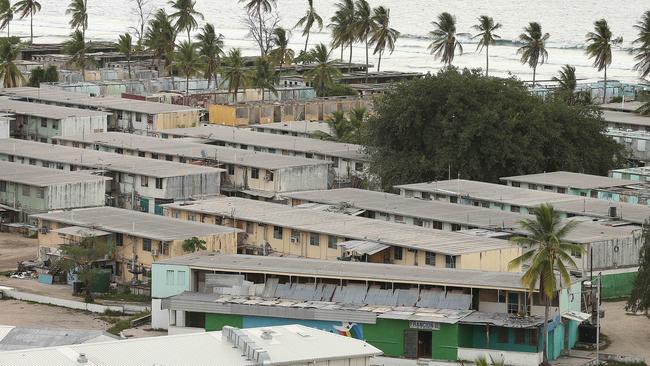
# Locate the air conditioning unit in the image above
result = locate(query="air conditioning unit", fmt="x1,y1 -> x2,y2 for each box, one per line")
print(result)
151,248 -> 158,256
290,237 -> 299,244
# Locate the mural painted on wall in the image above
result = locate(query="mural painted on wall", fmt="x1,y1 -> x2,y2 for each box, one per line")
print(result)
333,322 -> 363,340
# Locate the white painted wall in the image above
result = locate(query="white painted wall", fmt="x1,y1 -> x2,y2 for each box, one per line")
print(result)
151,299 -> 169,330
458,347 -> 543,366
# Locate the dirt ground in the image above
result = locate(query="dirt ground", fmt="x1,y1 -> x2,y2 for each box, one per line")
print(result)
0,299 -> 110,330
600,300 -> 650,361
0,276 -> 82,301
0,232 -> 39,272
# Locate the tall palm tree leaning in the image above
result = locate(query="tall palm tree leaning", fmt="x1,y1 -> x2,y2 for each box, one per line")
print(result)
552,64 -> 578,105
252,57 -> 278,102
354,0 -> 372,82
632,10 -> 650,80
220,48 -> 250,103
269,27 -> 295,71
329,0 -> 355,68
369,6 -> 399,72
144,9 -> 177,81
586,19 -> 622,104
304,43 -> 341,97
0,0 -> 14,37
472,15 -> 501,77
169,0 -> 203,43
66,0 -> 88,41
428,12 -> 462,66
0,40 -> 24,87
295,0 -> 323,53
13,0 -> 41,43
508,204 -> 582,366
63,30 -> 91,82
175,40 -> 203,101
117,33 -> 133,80
239,0 -> 276,56
196,23 -> 224,89
517,22 -> 549,85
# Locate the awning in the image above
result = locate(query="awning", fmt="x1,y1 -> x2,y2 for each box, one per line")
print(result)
0,203 -> 20,212
338,240 -> 389,256
240,189 -> 276,199
54,226 -> 111,238
562,310 -> 591,323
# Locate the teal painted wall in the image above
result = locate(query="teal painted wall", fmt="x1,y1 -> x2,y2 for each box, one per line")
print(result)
567,320 -> 579,349
459,325 -> 541,353
560,282 -> 583,313
151,263 -> 190,298
548,322 -> 565,360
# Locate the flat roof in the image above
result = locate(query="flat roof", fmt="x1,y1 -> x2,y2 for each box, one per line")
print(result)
0,97 -> 109,120
159,253 -> 532,291
250,120 -> 331,135
163,197 -> 515,255
0,160 -> 110,186
53,132 -> 330,170
0,325 -> 381,365
162,124 -> 368,161
601,110 -> 650,127
282,188 -> 638,244
600,101 -> 645,112
31,206 -> 239,241
500,171 -> 636,190
0,87 -> 200,115
396,179 -> 650,225
0,138 -> 223,178
611,166 -> 650,177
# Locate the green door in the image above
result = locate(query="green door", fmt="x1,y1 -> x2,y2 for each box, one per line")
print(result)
140,197 -> 149,213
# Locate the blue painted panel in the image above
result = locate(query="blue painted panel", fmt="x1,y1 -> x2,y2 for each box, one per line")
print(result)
151,263 -> 191,298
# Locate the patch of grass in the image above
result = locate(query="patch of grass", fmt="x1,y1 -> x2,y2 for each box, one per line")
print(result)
105,311 -> 151,336
102,309 -> 125,316
95,291 -> 151,304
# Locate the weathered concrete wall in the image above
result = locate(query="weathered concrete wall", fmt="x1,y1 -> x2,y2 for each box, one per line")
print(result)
164,173 -> 221,199
276,165 -> 329,193
46,180 -> 107,210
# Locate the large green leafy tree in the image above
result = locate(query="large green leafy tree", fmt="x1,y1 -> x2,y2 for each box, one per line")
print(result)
13,0 -> 40,43
182,237 -> 206,253
0,0 -> 14,37
169,0 -> 203,43
304,43 -> 341,97
196,23 -> 224,89
0,38 -> 23,87
58,235 -> 113,303
369,6 -> 399,72
144,9 -> 177,78
428,12 -> 462,66
63,29 -> 91,81
586,19 -> 621,103
28,65 -> 57,86
626,221 -> 650,314
552,64 -> 578,105
220,48 -> 250,103
508,204 -> 582,366
472,15 -> 501,76
175,40 -> 203,99
295,0 -> 322,53
517,22 -> 549,85
633,10 -> 650,80
363,68 -> 626,190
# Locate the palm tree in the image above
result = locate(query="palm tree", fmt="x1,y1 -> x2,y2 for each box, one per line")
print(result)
251,57 -> 278,102
220,48 -> 250,103
13,0 -> 41,43
517,22 -> 549,85
239,0 -> 276,56
0,40 -> 24,87
117,33 -> 133,80
633,10 -> 650,80
0,0 -> 14,37
552,64 -> 577,105
472,15 -> 501,76
295,0 -> 323,53
144,9 -> 177,78
63,30 -> 91,81
428,12 -> 462,66
304,43 -> 341,96
586,19 -> 622,103
169,0 -> 203,43
508,204 -> 582,366
329,0 -> 355,69
354,0 -> 372,82
313,110 -> 352,141
269,27 -> 295,71
369,6 -> 399,72
175,40 -> 203,100
196,23 -> 224,89
66,0 -> 87,40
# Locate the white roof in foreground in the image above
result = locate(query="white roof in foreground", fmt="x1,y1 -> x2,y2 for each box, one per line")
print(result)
31,206 -> 239,241
0,325 -> 382,366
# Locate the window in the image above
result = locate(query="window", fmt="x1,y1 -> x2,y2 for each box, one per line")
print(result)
268,148 -> 276,154
291,229 -> 300,243
227,165 -> 235,175
166,270 -> 174,285
240,144 -> 248,150
115,233 -> 123,246
165,155 -> 173,161
451,223 -> 461,231
22,185 -> 30,196
52,121 -> 58,130
151,153 -> 159,160
528,329 -> 538,346
305,153 -> 313,158
511,181 -> 520,187
253,146 -> 261,152
309,232 -> 320,246
328,235 -> 338,249
425,252 -> 436,266
422,192 -> 431,200
514,329 -> 526,344
0,181 -> 5,192
246,222 -> 254,234
394,246 -> 403,260
116,148 -> 123,154
511,205 -> 521,213
177,271 -> 185,286
29,159 -> 36,165
141,176 -> 149,187
142,239 -> 152,252
40,120 -> 47,128
251,168 -> 259,179
355,162 -> 363,172
571,248 -> 582,259
7,155 -> 13,162
395,215 -> 404,223
497,290 -> 507,303
138,151 -> 145,157
56,163 -> 64,170
445,255 -> 456,268
188,212 -> 195,221
432,221 -> 443,230
413,218 -> 423,227
529,184 -> 537,190
273,226 -> 283,239
557,187 -> 566,194
450,196 -> 458,204
331,157 -> 339,168
36,188 -> 44,199
498,328 -> 509,343
155,178 -> 163,189
160,242 -> 170,255
266,171 -> 274,181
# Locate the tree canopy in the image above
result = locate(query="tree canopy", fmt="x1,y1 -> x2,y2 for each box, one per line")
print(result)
626,221 -> 650,314
363,68 -> 626,190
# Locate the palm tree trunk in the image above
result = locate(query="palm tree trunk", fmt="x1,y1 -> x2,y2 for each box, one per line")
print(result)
365,34 -> 369,83
6,22 -> 9,37
348,42 -> 353,73
30,13 -> 33,43
304,29 -> 310,53
543,294 -> 549,365
261,87 -> 264,102
485,45 -> 489,77
127,57 -> 132,80
603,66 -> 607,104
377,49 -> 383,72
258,8 -> 264,56
188,29 -> 191,44
340,46 -> 343,61
186,74 -> 189,105
532,65 -> 537,85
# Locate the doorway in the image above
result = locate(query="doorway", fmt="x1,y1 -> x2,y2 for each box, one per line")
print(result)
417,331 -> 432,358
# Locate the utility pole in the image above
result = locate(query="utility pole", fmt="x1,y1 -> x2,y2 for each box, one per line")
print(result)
595,271 -> 602,365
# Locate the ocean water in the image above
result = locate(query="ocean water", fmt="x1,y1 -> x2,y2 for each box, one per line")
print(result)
8,0 -> 649,82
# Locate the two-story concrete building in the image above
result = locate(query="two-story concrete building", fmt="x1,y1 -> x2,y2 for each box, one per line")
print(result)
31,206 -> 240,283
0,161 -> 109,222
162,196 -> 521,272
0,139 -> 223,214
0,97 -> 108,143
53,132 -> 331,199
250,120 -> 331,139
160,124 -> 369,184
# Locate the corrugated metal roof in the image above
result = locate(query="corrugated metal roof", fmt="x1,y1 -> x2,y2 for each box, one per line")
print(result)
0,97 -> 109,119
339,240 -> 389,255
0,161 -> 111,186
500,171 -> 635,190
